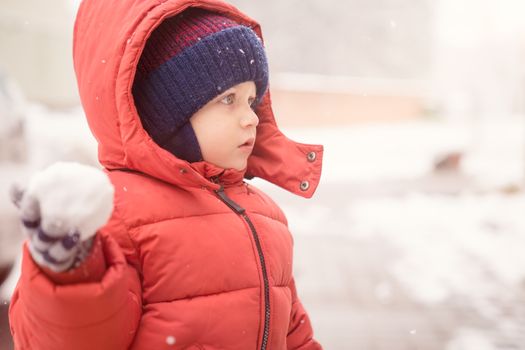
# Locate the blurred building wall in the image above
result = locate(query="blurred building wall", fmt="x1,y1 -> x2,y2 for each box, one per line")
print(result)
271,74 -> 428,127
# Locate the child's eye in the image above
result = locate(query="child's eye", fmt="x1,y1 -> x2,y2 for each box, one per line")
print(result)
220,94 -> 235,105
248,97 -> 256,107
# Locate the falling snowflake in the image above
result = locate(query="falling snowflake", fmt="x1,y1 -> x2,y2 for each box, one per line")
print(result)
239,49 -> 245,54
166,336 -> 176,345
101,59 -> 107,64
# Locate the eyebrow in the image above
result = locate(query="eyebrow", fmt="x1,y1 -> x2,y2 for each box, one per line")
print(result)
215,87 -> 256,101
215,88 -> 235,100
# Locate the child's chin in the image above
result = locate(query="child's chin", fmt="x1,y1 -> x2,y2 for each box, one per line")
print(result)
231,164 -> 247,171
230,160 -> 248,172
211,160 -> 247,172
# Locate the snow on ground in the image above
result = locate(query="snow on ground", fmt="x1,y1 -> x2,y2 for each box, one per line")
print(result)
352,193 -> 525,304
445,328 -> 496,350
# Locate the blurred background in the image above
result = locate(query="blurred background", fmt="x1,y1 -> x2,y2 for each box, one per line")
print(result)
1,0 -> 525,349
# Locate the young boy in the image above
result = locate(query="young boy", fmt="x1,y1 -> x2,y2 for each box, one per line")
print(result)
9,1 -> 323,349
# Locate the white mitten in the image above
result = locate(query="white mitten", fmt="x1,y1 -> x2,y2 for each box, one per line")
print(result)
10,162 -> 114,272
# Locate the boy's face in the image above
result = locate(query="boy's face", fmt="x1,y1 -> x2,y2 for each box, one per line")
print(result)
190,81 -> 259,171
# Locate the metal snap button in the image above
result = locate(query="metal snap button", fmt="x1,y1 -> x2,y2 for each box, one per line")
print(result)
179,168 -> 187,174
300,181 -> 310,191
307,151 -> 317,162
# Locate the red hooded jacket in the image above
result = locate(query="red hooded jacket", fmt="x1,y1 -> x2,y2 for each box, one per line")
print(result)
9,0 -> 324,349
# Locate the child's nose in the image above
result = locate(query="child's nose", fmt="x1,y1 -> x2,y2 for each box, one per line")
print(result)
240,108 -> 259,128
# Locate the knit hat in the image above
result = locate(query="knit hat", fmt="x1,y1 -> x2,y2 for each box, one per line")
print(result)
132,8 -> 269,163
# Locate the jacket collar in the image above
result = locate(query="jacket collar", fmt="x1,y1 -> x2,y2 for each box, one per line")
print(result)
190,161 -> 245,188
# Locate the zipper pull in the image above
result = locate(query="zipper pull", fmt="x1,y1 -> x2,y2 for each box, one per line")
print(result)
215,186 -> 245,214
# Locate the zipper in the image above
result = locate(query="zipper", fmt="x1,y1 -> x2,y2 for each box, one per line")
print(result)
214,185 -> 271,350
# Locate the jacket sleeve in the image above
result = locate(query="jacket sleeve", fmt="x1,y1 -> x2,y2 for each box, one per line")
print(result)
8,221 -> 142,350
286,278 -> 323,350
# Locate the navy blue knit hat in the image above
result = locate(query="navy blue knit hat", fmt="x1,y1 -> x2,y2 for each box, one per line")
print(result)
132,8 -> 269,163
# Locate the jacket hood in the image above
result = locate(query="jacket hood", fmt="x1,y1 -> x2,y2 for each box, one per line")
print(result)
73,0 -> 323,198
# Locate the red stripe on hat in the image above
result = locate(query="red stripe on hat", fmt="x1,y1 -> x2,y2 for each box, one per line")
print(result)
137,8 -> 238,78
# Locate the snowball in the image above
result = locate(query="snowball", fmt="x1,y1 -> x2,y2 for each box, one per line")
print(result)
24,161 -> 114,240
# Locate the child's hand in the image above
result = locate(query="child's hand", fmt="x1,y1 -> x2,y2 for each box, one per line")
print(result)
9,162 -> 114,272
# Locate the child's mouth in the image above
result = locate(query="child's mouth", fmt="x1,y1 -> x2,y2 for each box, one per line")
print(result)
239,138 -> 255,148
